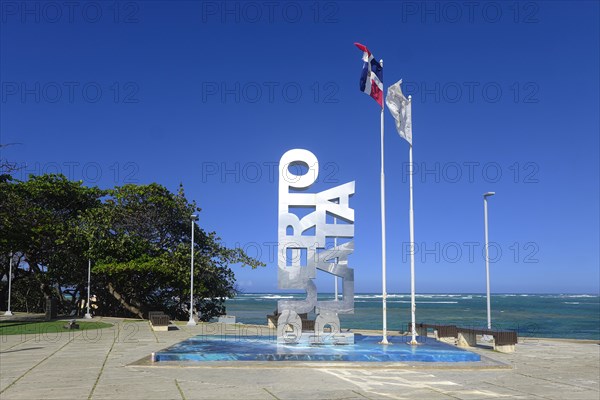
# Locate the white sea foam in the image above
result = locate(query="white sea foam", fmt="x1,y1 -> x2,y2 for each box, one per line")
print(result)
388,300 -> 459,304
354,294 -> 409,299
354,294 -> 375,298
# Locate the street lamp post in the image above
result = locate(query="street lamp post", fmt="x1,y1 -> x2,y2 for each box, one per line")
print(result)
187,214 -> 198,326
4,253 -> 14,316
483,192 -> 495,330
84,256 -> 92,319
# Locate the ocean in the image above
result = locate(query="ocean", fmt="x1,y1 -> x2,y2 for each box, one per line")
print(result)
224,293 -> 600,340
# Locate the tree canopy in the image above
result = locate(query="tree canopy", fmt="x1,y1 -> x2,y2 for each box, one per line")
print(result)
0,174 -> 263,320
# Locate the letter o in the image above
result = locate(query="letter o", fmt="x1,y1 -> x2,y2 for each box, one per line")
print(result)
279,149 -> 319,189
242,162 -> 262,183
83,162 -> 102,183
482,82 -> 502,103
242,82 -> 262,103
82,2 -> 102,22
282,2 -> 302,23
82,82 -> 102,103
482,2 -> 502,23
482,162 -> 502,183
282,82 -> 302,103
277,310 -> 302,343
42,82 -> 62,103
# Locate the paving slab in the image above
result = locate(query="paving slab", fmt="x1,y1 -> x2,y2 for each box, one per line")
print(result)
1,317 -> 598,400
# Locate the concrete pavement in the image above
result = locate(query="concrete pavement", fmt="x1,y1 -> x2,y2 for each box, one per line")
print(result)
1,316 -> 598,399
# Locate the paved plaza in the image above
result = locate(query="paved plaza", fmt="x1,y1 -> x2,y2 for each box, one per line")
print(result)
1,316 -> 599,400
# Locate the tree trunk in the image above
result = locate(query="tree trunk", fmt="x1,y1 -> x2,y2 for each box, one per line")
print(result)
27,257 -> 54,299
106,282 -> 144,318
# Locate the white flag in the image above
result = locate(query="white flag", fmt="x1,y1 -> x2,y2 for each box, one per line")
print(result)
386,79 -> 412,145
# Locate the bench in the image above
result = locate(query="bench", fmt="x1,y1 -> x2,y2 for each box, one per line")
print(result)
457,327 -> 518,353
267,310 -> 315,331
148,311 -> 170,331
302,318 -> 315,331
409,323 -> 458,343
410,323 -> 518,353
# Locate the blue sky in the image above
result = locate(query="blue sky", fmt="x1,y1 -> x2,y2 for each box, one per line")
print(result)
1,1 -> 598,294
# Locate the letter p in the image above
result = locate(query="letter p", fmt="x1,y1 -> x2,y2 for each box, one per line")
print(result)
201,162 -> 219,183
1,2 -> 18,23
201,1 -> 219,23
202,81 -> 219,102
1,82 -> 19,102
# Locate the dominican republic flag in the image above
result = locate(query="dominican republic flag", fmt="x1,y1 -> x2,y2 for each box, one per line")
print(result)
355,43 -> 383,107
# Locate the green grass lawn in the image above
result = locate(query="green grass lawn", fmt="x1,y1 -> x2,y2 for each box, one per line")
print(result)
0,320 -> 113,335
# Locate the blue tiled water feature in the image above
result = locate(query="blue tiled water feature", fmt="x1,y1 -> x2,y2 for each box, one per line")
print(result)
153,334 -> 481,362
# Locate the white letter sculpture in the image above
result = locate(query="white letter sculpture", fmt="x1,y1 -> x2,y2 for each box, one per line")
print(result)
277,149 -> 355,345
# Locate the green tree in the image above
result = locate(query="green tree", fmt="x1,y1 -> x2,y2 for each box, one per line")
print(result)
81,182 -> 263,320
1,176 -> 263,320
0,174 -> 102,313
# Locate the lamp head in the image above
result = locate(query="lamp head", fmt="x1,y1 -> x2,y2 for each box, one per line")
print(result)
483,192 -> 496,198
191,214 -> 198,220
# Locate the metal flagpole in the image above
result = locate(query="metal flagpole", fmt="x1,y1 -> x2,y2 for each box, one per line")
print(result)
409,141 -> 417,344
334,217 -> 338,301
379,59 -> 389,345
84,256 -> 92,319
385,81 -> 415,343
5,253 -> 13,316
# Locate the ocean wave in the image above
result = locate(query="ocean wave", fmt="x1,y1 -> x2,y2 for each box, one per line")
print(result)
354,294 -> 381,299
354,299 -> 459,304
350,294 -> 490,301
388,300 -> 459,304
355,294 -> 475,299
563,302 -> 580,305
354,294 -> 408,299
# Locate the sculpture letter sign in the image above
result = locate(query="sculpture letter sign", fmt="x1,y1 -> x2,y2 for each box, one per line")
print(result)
277,149 -> 355,344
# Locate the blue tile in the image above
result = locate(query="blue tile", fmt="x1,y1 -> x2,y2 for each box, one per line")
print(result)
154,334 -> 481,363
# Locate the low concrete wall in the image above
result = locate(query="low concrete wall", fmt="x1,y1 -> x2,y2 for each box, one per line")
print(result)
457,331 -> 477,347
494,343 -> 516,353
